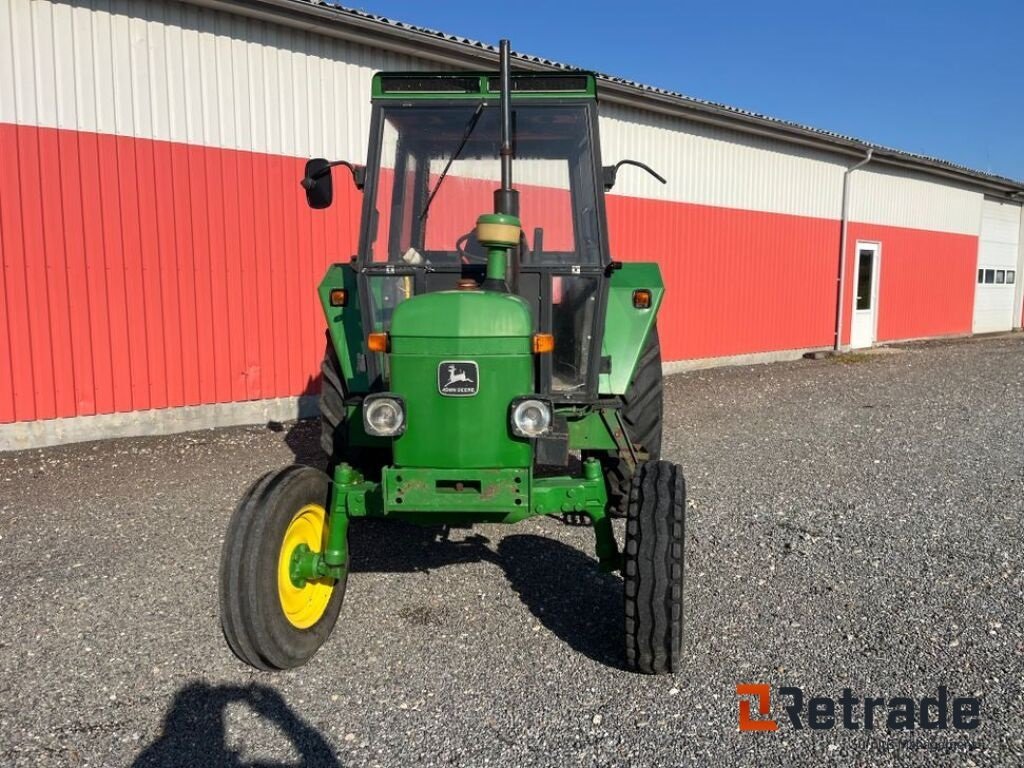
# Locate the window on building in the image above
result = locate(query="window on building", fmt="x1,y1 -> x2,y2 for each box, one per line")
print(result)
856,249 -> 874,311
1008,270 -> 1016,285
977,268 -> 984,283
984,269 -> 995,284
996,270 -> 1006,284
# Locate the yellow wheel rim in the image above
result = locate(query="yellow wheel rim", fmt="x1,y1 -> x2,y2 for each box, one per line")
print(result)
277,504 -> 334,629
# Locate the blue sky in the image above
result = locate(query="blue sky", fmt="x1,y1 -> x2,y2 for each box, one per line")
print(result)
345,0 -> 1024,181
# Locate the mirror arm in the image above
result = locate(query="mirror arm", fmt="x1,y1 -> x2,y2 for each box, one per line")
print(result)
301,160 -> 365,192
602,159 -> 667,191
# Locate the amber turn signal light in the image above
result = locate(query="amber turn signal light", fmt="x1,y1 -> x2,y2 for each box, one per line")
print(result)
329,288 -> 347,307
532,333 -> 555,354
632,289 -> 652,309
367,332 -> 390,353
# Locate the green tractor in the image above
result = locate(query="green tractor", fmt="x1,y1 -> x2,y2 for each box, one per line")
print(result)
220,42 -> 686,674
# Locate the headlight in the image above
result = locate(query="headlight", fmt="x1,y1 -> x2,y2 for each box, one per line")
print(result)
510,397 -> 552,438
363,394 -> 406,437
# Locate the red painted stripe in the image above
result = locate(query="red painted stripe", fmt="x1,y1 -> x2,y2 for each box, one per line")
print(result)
236,146 -> 261,401
282,158 -> 304,398
99,132 -> 134,414
203,144 -> 231,404
116,136 -> 151,412
153,139 -> 185,409
188,144 -> 216,405
251,150 -> 275,400
0,124 -> 30,423
607,195 -> 841,360
135,137 -> 168,410
14,127 -> 52,420
78,131 -> 116,416
0,122 -> 990,425
56,130 -> 97,416
293,157 -> 316,397
171,142 -> 201,406
37,129 -> 78,419
266,154 -> 290,397
219,148 -> 248,404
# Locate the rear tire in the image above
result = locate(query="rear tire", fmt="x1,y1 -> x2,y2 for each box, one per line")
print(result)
220,465 -> 345,670
320,336 -> 386,476
319,338 -> 349,464
586,325 -> 663,517
624,460 -> 686,675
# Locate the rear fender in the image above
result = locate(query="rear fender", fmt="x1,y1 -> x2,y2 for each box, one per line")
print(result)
599,262 -> 664,395
318,263 -> 370,394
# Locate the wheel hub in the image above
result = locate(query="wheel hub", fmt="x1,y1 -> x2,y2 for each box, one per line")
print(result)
276,504 -> 335,629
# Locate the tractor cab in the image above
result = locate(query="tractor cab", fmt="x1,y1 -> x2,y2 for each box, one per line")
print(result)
355,72 -> 610,400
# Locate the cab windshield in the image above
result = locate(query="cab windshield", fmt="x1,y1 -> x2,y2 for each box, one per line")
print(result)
362,102 -> 604,268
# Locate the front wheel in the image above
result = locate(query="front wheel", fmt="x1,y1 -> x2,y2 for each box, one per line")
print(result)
219,465 -> 346,670
624,460 -> 686,674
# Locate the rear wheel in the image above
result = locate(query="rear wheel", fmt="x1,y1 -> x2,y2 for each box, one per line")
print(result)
624,460 -> 686,674
219,465 -> 345,670
320,336 -> 387,476
586,325 -> 663,517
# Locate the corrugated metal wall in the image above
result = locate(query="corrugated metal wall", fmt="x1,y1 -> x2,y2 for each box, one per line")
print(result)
849,167 -> 982,235
0,0 -> 1004,430
0,0 -> 420,163
0,0 -> 421,423
599,103 -> 845,219
598,103 -> 848,360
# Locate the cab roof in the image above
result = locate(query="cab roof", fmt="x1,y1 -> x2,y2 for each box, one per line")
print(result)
371,72 -> 597,101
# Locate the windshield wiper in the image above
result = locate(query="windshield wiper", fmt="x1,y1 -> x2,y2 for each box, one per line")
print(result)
419,101 -> 486,221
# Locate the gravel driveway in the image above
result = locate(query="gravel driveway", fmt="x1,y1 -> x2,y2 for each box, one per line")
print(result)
1,335 -> 1022,767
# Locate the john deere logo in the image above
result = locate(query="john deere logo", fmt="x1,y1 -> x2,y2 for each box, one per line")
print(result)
438,361 -> 479,396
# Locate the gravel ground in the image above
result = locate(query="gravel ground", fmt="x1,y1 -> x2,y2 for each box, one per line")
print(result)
1,334 -> 1022,767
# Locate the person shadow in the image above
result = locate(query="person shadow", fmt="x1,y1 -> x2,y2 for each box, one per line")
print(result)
132,682 -> 340,768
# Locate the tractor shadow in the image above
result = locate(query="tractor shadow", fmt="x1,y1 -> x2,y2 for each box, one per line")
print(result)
347,520 -> 624,669
132,682 -> 340,768
498,534 -> 625,669
276,417 -> 326,468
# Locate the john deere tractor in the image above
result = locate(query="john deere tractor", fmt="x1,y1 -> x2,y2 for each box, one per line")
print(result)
220,42 -> 686,674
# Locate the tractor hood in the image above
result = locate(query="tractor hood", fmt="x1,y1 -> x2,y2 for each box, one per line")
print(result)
389,290 -> 532,341
387,289 -> 534,469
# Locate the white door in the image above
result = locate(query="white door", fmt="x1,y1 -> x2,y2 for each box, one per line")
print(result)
972,199 -> 1021,334
850,242 -> 880,349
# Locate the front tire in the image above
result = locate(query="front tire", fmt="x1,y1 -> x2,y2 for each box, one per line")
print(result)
219,465 -> 346,670
624,460 -> 686,674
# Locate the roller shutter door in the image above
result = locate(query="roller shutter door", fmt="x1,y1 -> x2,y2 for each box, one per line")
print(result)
972,200 -> 1021,333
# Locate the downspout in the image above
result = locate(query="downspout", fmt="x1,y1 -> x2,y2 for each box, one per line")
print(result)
834,148 -> 874,351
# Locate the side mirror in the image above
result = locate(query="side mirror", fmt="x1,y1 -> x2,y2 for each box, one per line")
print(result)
602,159 -> 667,191
301,158 -> 334,209
300,158 -> 365,209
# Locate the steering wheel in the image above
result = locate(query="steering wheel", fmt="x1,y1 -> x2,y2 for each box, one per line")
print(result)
456,230 -> 487,264
456,228 -> 533,264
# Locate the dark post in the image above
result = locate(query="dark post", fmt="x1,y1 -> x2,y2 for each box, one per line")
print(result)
494,39 -> 519,217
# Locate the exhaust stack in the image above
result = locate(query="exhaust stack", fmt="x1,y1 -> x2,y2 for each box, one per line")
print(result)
479,38 -> 520,292
494,39 -> 518,217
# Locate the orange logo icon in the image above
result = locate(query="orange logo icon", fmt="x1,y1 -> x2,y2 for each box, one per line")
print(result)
737,683 -> 779,732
